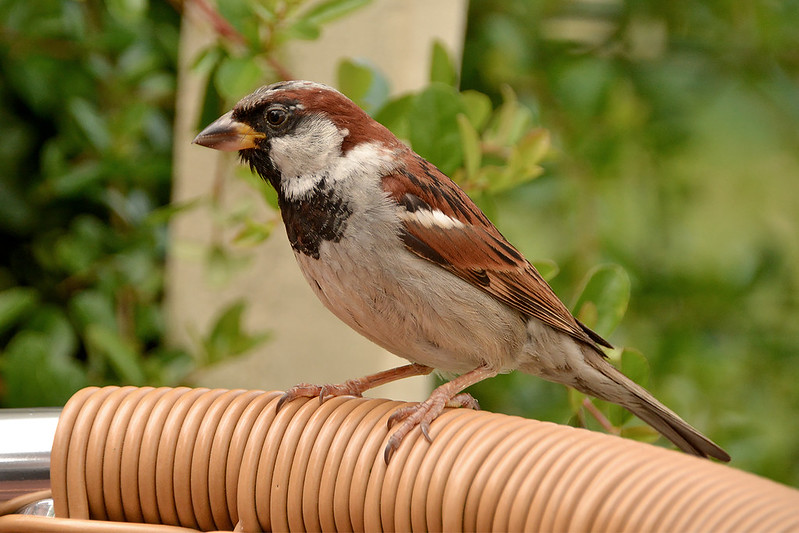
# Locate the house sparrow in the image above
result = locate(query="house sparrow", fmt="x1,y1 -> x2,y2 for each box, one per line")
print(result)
193,80 -> 729,463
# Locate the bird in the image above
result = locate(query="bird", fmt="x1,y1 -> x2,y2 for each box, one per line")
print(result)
193,80 -> 730,463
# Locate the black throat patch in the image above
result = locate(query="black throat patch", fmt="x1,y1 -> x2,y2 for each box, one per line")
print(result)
278,177 -> 351,259
240,150 -> 351,259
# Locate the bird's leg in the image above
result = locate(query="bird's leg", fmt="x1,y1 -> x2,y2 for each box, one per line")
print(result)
384,365 -> 498,463
276,363 -> 433,411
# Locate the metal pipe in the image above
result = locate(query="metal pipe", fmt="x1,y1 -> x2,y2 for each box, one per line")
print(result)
0,408 -> 61,503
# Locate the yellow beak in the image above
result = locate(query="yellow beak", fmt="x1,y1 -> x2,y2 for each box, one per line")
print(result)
192,111 -> 266,151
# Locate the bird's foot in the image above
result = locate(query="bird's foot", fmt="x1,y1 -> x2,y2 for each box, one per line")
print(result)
383,392 -> 479,463
276,379 -> 367,411
276,364 -> 434,412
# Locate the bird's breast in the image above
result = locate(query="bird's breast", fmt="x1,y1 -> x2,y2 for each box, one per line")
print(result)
291,208 -> 528,374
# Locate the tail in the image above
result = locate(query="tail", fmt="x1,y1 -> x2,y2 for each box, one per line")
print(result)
583,355 -> 730,462
622,383 -> 730,461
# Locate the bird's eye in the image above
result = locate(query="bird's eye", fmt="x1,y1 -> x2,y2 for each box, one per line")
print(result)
266,108 -> 287,126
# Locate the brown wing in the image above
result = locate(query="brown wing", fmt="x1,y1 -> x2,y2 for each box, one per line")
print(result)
383,155 -> 611,350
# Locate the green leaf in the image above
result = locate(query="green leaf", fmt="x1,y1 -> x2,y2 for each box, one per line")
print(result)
26,306 -> 78,362
144,347 -> 195,386
191,46 -> 223,77
374,94 -> 415,140
531,259 -> 559,281
299,0 -> 373,27
54,218 -> 105,274
85,324 -> 147,385
573,264 -> 631,337
235,166 -> 279,209
457,114 -> 481,179
133,302 -> 163,344
287,19 -> 320,40
509,127 -> 550,174
620,348 -> 650,388
216,0 -> 259,44
408,84 -> 466,175
250,2 -> 276,24
620,424 -> 659,444
260,180 -> 280,210
0,287 -> 38,336
68,98 -> 110,151
214,55 -> 263,104
568,388 -> 586,414
1,331 -> 88,407
576,301 -> 599,332
201,301 -> 269,365
488,127 -> 549,193
69,290 -> 117,332
604,347 -> 652,428
114,248 -> 159,293
106,0 -> 148,24
460,90 -> 493,131
48,161 -> 104,197
232,218 -> 276,247
430,40 -> 457,87
486,85 -> 533,147
117,41 -> 161,81
337,59 -> 389,115
145,198 -> 202,226
206,244 -> 252,287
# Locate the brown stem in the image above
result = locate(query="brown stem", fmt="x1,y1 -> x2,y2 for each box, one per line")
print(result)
182,0 -> 294,80
186,0 -> 247,46
582,397 -> 619,435
266,56 -> 294,82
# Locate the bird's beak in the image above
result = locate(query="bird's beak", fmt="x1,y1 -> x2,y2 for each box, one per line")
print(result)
192,111 -> 266,151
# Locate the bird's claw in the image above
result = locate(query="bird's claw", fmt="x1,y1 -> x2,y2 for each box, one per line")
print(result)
276,381 -> 366,412
382,391 -> 482,463
382,409 -> 435,463
386,403 -> 418,429
384,433 -> 402,464
420,421 -> 433,443
276,383 -> 316,411
448,392 -> 480,411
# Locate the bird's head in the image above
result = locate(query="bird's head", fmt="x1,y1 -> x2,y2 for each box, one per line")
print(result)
193,80 -> 400,194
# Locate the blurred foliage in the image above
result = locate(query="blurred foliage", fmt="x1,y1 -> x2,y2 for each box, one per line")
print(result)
345,59 -> 549,193
0,0 -> 187,406
0,0 -> 368,407
461,0 -> 799,486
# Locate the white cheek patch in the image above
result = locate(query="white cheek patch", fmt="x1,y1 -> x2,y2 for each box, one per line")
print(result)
401,208 -> 465,229
269,116 -> 346,185
336,141 -> 394,178
277,139 -> 394,202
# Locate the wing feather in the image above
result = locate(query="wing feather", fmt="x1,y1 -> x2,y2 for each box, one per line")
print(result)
383,155 -> 611,350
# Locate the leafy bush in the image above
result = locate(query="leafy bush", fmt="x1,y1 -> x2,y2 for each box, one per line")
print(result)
0,0 -> 184,405
462,0 -> 799,486
0,0 -> 339,405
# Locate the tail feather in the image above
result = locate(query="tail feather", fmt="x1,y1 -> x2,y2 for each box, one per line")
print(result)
624,391 -> 730,462
587,357 -> 730,462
